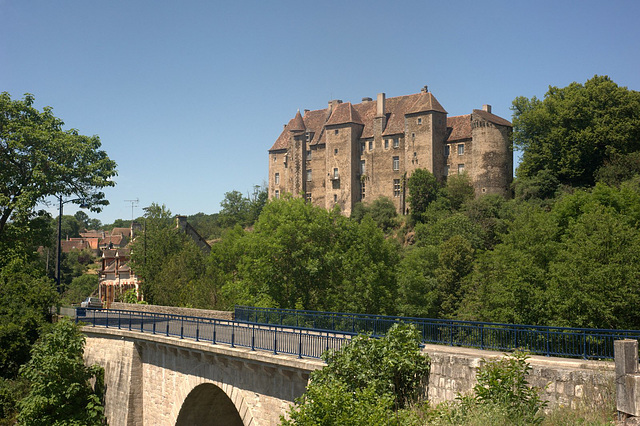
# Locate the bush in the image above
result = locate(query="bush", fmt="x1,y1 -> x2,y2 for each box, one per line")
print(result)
281,323 -> 430,425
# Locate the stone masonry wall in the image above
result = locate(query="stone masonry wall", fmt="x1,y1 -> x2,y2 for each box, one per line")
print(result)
425,344 -> 614,410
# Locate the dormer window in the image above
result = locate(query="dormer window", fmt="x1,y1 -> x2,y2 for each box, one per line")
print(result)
393,138 -> 399,148
417,118 -> 422,125
334,129 -> 339,135
458,144 -> 465,155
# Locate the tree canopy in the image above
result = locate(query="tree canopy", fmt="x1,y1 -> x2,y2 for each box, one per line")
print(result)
512,75 -> 640,187
0,92 -> 117,237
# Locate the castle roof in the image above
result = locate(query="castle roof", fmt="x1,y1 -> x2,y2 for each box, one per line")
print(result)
407,91 -> 448,115
288,110 -> 306,132
473,109 -> 512,127
447,114 -> 472,142
269,90 -> 509,151
325,102 -> 364,126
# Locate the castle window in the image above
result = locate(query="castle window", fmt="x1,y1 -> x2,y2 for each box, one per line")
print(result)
393,179 -> 401,197
275,190 -> 280,199
393,137 -> 400,148
361,181 -> 366,200
306,150 -> 311,159
307,169 -> 312,181
458,144 -> 465,155
274,173 -> 280,184
417,118 -> 422,125
385,139 -> 389,149
273,155 -> 277,162
360,160 -> 365,175
333,168 -> 339,179
458,164 -> 465,174
334,148 -> 338,155
444,145 -> 450,156
334,194 -> 337,202
334,129 -> 339,135
305,192 -> 312,202
369,141 -> 373,151
392,156 -> 400,171
411,133 -> 415,141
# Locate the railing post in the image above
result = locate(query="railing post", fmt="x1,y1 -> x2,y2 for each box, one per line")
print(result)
128,312 -> 132,331
166,321 -> 169,337
298,328 -> 302,359
180,317 -> 184,339
118,311 -> 121,329
212,321 -> 216,345
273,327 -> 278,355
92,309 -> 96,327
251,325 -> 255,351
546,329 -> 550,356
153,315 -> 156,335
583,330 -> 587,359
480,324 -> 484,350
196,318 -> 200,342
231,322 -> 235,348
140,313 -> 144,332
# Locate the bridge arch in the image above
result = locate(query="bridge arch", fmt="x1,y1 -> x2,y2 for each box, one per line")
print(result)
175,382 -> 245,426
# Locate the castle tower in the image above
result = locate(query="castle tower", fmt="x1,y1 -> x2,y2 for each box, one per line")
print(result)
469,105 -> 513,196
324,102 -> 364,215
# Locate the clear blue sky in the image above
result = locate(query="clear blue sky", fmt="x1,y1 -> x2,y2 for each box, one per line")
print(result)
2,0 -> 639,225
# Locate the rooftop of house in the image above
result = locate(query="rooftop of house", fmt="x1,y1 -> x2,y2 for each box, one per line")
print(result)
270,90 -> 511,151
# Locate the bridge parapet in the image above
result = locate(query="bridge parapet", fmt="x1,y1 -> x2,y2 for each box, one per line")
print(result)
84,327 -> 322,425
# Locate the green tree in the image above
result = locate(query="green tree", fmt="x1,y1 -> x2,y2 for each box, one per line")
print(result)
407,168 -> 441,221
396,245 -> 440,318
548,205 -> 640,329
0,259 -> 57,380
512,75 -> 640,187
351,197 -> 398,232
444,172 -> 475,211
60,274 -> 98,306
460,204 -> 559,325
0,92 -> 117,237
281,324 -> 430,425
130,203 -> 183,304
435,235 -> 474,318
18,318 -> 105,426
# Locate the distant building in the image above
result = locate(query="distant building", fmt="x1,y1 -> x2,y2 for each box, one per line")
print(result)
269,87 -> 513,216
98,247 -> 140,307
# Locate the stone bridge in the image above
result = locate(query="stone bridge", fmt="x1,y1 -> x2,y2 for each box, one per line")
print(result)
84,325 -> 618,425
83,327 -> 323,426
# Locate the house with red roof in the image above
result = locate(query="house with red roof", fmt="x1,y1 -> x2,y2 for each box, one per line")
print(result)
269,86 -> 512,215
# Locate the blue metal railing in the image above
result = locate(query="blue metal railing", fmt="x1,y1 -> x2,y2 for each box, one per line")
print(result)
234,305 -> 640,360
74,308 -> 350,360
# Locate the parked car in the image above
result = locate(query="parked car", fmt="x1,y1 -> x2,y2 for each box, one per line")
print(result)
80,297 -> 103,308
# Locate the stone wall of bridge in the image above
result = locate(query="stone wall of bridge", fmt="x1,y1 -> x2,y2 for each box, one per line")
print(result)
83,328 -> 615,425
425,344 -> 615,410
83,328 -> 321,425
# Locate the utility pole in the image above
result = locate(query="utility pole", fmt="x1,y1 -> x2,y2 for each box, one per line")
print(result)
125,198 -> 139,222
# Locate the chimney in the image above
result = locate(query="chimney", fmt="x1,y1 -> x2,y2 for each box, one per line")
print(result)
362,97 -> 372,103
376,93 -> 386,117
421,85 -> 428,93
482,104 -> 492,113
304,109 -> 310,114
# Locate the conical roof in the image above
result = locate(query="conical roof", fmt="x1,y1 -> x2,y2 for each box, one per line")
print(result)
288,110 -> 306,132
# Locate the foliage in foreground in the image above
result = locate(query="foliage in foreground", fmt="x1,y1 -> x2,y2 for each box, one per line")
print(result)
427,353 -> 546,426
281,324 -> 431,425
18,318 -> 105,426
